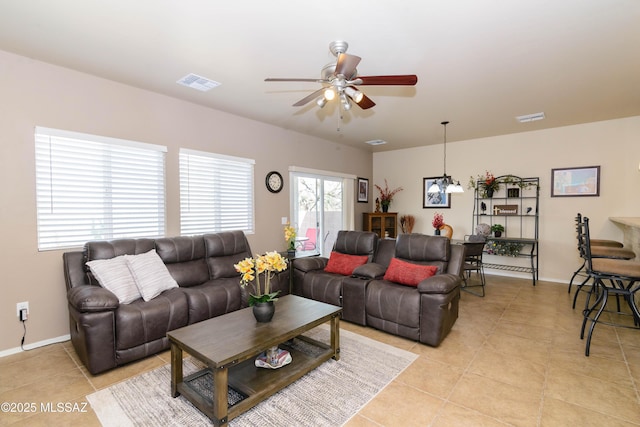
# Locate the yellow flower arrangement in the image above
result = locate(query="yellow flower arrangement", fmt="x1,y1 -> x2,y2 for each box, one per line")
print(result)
234,251 -> 288,305
284,223 -> 296,251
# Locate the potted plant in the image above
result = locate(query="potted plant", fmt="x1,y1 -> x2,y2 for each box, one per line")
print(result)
491,224 -> 504,237
234,251 -> 288,322
284,222 -> 296,254
469,171 -> 500,198
374,179 -> 403,212
432,212 -> 444,235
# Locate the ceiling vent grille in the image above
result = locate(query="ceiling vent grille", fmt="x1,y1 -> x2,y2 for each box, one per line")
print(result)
177,74 -> 220,92
516,112 -> 545,123
365,139 -> 387,146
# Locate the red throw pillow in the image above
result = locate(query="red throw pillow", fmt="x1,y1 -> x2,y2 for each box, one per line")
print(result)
324,251 -> 369,276
383,258 -> 438,287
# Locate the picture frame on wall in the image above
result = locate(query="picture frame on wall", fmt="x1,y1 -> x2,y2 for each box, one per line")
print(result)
551,166 -> 600,197
423,177 -> 451,208
357,177 -> 369,203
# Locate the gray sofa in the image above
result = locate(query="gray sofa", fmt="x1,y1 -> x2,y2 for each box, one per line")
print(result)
293,231 -> 464,346
62,230 -> 289,374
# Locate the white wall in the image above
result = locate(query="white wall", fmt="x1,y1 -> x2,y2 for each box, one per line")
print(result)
374,116 -> 640,283
0,50 -> 373,353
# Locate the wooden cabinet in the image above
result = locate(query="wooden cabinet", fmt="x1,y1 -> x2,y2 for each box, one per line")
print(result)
363,212 -> 397,239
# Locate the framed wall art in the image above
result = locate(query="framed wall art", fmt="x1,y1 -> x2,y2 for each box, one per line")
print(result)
357,177 -> 369,203
551,166 -> 600,197
423,177 -> 451,208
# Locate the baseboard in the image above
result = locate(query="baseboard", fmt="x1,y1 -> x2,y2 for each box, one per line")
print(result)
0,334 -> 71,358
483,270 -> 568,285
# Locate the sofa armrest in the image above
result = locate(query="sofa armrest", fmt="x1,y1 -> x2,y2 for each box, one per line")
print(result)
68,286 -> 119,312
417,273 -> 461,294
293,256 -> 328,273
353,263 -> 386,279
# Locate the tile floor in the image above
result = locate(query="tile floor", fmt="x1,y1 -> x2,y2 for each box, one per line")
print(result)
1,275 -> 639,426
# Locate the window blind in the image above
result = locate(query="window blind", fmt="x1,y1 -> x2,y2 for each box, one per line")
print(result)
35,127 -> 166,250
180,149 -> 255,235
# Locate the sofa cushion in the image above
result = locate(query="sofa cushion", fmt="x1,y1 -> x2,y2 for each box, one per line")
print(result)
366,280 -> 421,330
383,258 -> 438,287
84,238 -> 155,286
204,231 -> 253,279
324,251 -> 368,276
86,256 -> 141,304
115,287 -> 188,350
182,278 -> 243,324
155,236 -> 209,287
125,250 -> 179,301
333,230 -> 378,261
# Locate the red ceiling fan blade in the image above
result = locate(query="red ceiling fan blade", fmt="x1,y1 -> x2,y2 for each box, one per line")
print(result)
355,93 -> 376,110
335,53 -> 361,78
353,75 -> 418,85
292,88 -> 325,107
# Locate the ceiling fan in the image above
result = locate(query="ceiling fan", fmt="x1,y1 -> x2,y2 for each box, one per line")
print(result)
265,41 -> 418,111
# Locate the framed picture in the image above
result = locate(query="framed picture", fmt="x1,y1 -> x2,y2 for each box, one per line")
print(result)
551,166 -> 600,197
423,177 -> 451,208
357,177 -> 369,203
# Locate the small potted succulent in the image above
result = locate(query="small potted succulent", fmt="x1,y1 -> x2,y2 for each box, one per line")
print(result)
491,224 -> 504,238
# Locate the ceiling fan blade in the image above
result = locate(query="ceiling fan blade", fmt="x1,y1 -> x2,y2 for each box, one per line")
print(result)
353,75 -> 418,86
265,78 -> 325,83
292,88 -> 325,107
335,53 -> 361,78
355,93 -> 376,110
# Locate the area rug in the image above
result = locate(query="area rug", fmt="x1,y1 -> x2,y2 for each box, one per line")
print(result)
87,326 -> 417,426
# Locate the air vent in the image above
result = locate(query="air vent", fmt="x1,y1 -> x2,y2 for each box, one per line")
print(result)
365,139 -> 387,146
177,73 -> 221,92
516,112 -> 545,123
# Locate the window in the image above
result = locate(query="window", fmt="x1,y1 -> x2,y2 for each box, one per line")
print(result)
179,149 -> 255,235
290,167 -> 355,256
35,127 -> 166,251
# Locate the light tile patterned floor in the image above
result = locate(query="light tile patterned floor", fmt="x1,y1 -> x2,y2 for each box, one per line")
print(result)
1,275 -> 638,426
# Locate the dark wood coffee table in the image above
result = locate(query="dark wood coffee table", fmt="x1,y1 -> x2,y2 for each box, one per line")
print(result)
167,295 -> 341,426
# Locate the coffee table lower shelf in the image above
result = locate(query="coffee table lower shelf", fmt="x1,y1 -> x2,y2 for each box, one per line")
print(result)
176,336 -> 334,424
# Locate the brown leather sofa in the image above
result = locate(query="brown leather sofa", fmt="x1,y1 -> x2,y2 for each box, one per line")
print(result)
292,230 -> 378,324
62,230 -> 288,374
365,234 -> 463,346
292,231 -> 463,346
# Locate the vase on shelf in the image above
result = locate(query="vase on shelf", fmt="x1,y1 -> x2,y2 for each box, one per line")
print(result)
486,188 -> 494,198
381,203 -> 389,212
252,301 -> 275,323
287,242 -> 296,257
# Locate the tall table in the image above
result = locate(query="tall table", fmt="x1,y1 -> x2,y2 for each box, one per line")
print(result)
167,295 -> 341,426
609,217 -> 640,261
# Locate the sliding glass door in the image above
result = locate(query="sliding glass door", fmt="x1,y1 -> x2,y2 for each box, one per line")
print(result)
291,170 -> 352,256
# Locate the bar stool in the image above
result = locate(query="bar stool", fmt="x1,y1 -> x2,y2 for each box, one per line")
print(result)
579,217 -> 640,356
569,214 -> 635,308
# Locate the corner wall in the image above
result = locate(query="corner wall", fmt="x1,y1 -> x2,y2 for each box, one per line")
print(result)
373,116 -> 640,283
0,50 -> 373,353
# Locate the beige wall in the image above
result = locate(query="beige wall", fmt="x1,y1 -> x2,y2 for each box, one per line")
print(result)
374,116 -> 640,283
0,50 -> 373,353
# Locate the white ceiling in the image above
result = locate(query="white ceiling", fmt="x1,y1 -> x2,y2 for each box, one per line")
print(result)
1,0 -> 639,151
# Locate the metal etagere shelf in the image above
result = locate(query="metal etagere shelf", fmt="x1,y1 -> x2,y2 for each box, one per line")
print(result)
472,175 -> 540,285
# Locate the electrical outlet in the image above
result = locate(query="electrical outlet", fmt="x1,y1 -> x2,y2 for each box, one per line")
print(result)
17,301 -> 29,320
281,217 -> 288,225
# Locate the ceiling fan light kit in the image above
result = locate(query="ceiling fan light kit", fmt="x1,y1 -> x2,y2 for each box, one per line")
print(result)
428,121 -> 464,194
265,41 -> 418,112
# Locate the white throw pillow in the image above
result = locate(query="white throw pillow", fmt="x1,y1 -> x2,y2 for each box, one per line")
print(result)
126,249 -> 178,301
86,256 -> 142,304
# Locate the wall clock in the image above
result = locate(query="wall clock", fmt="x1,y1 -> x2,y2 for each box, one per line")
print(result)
265,171 -> 283,193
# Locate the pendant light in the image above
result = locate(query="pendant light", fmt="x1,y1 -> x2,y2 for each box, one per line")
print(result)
428,121 -> 464,194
